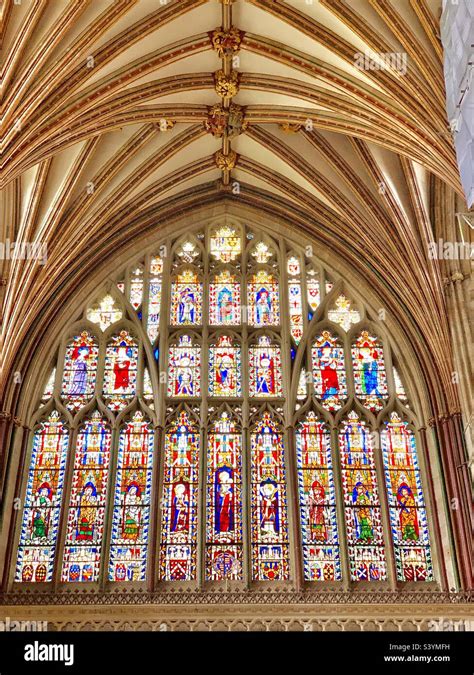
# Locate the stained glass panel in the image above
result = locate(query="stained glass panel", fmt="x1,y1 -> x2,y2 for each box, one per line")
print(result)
296,413 -> 341,580
251,413 -> 289,580
62,412 -> 111,582
251,241 -> 273,263
208,335 -> 242,397
103,331 -> 138,411
306,268 -> 320,313
339,412 -> 387,581
109,412 -> 155,582
312,331 -> 347,411
61,332 -> 99,412
129,267 -> 144,310
352,331 -> 388,412
15,412 -> 69,582
248,270 -> 280,327
41,368 -> 56,405
249,336 -> 282,397
147,257 -> 163,343
287,256 -> 303,344
167,335 -> 201,397
160,411 -> 200,580
206,412 -> 243,580
210,226 -> 241,262
209,270 -> 241,326
170,269 -> 202,326
381,413 -> 432,581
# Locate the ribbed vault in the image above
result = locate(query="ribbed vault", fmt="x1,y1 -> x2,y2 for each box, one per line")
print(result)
0,0 -> 465,422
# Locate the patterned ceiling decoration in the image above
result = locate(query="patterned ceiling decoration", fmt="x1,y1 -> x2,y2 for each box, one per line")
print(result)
0,0 -> 465,422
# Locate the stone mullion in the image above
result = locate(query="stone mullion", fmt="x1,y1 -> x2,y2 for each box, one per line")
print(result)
2,422 -> 30,590
157,239 -> 172,427
53,424 -> 78,588
98,425 -> 119,591
198,239 -> 210,587
330,425 -> 350,589
148,425 -> 163,591
285,425 -> 303,588
371,422 -> 398,590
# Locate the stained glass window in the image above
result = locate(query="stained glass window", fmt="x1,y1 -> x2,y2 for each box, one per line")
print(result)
381,413 -> 432,581
210,226 -> 241,262
339,412 -> 387,581
62,412 -> 111,582
251,412 -> 289,580
249,335 -> 282,397
160,411 -> 200,581
86,295 -> 122,331
209,335 -> 242,397
61,332 -> 98,412
147,256 -> 163,343
167,334 -> 201,397
18,222 -> 437,588
328,295 -> 360,331
129,266 -> 144,310
296,413 -> 341,581
287,256 -> 303,344
206,412 -> 243,580
170,269 -> 202,326
251,241 -> 273,263
103,331 -> 138,411
352,331 -> 388,412
209,269 -> 241,325
109,412 -> 154,582
248,270 -> 279,327
15,412 -> 69,582
312,331 -> 347,411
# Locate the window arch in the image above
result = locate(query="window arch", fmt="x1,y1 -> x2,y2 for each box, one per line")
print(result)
12,221 -> 436,588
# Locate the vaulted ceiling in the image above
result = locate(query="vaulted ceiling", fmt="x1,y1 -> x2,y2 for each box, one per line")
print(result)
0,0 -> 464,413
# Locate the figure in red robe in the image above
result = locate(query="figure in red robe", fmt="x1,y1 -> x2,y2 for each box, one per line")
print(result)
113,345 -> 131,391
215,468 -> 234,534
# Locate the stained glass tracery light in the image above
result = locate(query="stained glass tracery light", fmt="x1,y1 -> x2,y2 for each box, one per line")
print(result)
41,369 -> 56,405
251,412 -> 289,580
147,256 -> 163,343
62,412 -> 112,582
210,226 -> 241,262
328,295 -> 360,331
206,412 -> 243,580
312,331 -> 347,411
287,255 -> 303,344
339,411 -> 387,581
129,267 -> 144,310
296,413 -> 341,580
352,331 -> 388,412
393,368 -> 409,405
251,241 -> 273,263
109,412 -> 155,582
61,332 -> 98,412
160,411 -> 200,581
86,295 -> 122,331
16,412 -> 69,582
381,413 -> 432,581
